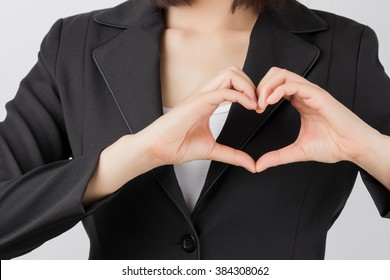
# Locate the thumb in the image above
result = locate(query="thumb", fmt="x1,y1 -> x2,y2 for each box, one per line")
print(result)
208,142 -> 256,173
255,144 -> 307,172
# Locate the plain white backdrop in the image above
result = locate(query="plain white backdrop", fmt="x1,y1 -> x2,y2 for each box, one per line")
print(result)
0,0 -> 389,259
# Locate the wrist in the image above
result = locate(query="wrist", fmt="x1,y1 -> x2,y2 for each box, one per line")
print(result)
350,127 -> 384,167
121,133 -> 164,172
83,133 -> 164,206
350,130 -> 390,190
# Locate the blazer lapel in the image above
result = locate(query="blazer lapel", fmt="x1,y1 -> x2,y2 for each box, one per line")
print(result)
92,1 -> 190,217
93,3 -> 164,134
192,7 -> 327,214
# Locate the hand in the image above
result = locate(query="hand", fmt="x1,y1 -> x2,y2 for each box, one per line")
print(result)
255,67 -> 379,172
137,66 -> 258,173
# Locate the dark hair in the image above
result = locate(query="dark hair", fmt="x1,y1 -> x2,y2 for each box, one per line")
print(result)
147,0 -> 286,13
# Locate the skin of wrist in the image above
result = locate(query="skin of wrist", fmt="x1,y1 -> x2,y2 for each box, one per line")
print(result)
349,126 -> 383,167
349,129 -> 390,190
121,133 -> 164,172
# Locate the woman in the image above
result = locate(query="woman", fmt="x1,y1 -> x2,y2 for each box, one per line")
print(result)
0,0 -> 389,259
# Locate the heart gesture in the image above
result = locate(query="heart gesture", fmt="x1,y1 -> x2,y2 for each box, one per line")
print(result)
86,65 -> 389,204
139,66 -> 383,176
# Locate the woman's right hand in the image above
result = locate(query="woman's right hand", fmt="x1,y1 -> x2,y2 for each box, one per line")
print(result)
136,66 -> 258,173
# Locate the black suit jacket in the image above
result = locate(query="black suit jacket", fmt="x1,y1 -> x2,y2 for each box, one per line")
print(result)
0,0 -> 389,259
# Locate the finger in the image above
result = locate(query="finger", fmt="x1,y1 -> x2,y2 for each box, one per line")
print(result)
177,88 -> 257,119
255,144 -> 307,172
209,142 -> 256,173
256,68 -> 309,112
258,67 -> 308,93
256,67 -> 282,93
226,66 -> 256,89
256,67 -> 285,112
266,82 -> 316,106
214,66 -> 256,90
199,67 -> 257,103
204,89 -> 258,111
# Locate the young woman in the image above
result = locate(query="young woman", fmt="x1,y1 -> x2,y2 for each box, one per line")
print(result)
0,0 -> 389,259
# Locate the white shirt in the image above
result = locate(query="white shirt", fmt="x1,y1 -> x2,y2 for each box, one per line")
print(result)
162,102 -> 232,213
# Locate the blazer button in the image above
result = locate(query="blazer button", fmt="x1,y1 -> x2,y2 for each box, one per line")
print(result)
182,234 -> 197,253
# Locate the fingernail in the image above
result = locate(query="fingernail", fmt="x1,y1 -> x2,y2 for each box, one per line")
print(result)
260,96 -> 265,105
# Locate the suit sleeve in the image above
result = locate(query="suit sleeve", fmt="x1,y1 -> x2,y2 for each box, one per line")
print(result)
353,25 -> 390,218
0,19 -> 106,259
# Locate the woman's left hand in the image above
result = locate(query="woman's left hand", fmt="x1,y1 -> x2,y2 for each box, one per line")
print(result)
255,67 -> 381,173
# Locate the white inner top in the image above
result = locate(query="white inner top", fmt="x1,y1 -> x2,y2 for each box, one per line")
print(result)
162,102 -> 232,213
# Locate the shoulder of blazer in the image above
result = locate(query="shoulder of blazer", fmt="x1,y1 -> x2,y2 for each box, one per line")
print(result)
313,9 -> 367,36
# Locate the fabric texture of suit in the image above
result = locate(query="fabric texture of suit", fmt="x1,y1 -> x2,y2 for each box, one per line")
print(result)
0,0 -> 389,259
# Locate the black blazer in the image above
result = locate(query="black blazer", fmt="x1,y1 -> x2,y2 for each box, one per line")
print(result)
0,0 -> 389,260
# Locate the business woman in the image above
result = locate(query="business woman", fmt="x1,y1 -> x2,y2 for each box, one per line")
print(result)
0,0 -> 389,259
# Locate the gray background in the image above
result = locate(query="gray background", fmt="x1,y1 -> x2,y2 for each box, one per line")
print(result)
0,0 -> 389,259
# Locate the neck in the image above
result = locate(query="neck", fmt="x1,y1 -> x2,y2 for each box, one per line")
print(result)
164,0 -> 259,33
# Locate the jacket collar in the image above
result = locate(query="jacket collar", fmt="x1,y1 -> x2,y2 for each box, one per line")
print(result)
92,0 -> 328,219
93,0 -> 328,33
